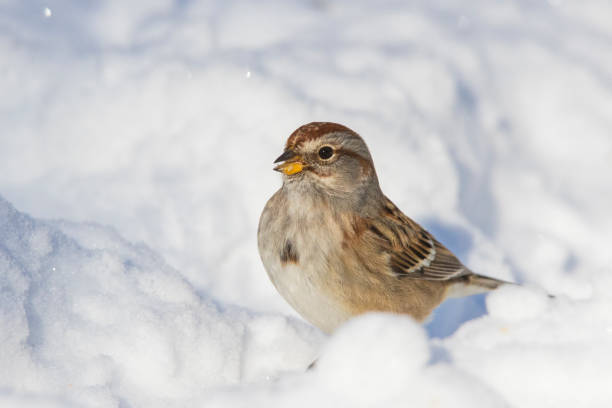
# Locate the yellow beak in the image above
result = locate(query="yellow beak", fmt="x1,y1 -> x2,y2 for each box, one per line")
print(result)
273,150 -> 305,175
274,160 -> 304,175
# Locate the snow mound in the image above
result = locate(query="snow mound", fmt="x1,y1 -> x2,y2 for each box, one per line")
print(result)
207,313 -> 506,407
446,282 -> 612,407
316,313 -> 430,402
0,196 -> 322,407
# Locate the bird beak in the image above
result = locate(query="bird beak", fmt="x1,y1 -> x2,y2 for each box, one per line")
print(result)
273,149 -> 305,175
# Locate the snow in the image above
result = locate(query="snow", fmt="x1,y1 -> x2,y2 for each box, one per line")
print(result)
206,314 -> 506,407
1,0 -> 612,406
0,196 -> 322,407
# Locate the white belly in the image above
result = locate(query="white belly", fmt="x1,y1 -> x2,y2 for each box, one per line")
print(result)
264,256 -> 350,334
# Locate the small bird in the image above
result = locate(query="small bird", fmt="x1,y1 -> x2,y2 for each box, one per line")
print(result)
258,122 -> 509,334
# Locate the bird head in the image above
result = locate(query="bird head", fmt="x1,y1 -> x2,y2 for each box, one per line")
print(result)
273,122 -> 380,200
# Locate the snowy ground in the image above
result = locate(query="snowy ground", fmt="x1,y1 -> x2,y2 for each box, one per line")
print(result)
1,0 -> 612,406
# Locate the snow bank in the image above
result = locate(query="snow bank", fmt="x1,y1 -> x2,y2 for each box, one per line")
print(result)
2,0 -> 612,406
0,196 -> 322,407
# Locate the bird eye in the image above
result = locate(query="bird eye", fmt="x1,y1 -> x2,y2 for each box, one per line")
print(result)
318,146 -> 334,160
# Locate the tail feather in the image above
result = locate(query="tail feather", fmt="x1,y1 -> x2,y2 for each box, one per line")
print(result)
446,273 -> 513,298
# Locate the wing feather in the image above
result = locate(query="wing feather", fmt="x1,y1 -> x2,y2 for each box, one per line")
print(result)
366,197 -> 469,281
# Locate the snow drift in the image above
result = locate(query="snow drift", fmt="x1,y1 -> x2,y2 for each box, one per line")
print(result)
0,196 -> 322,407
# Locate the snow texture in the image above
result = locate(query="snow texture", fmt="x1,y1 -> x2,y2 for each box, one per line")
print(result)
1,0 -> 612,406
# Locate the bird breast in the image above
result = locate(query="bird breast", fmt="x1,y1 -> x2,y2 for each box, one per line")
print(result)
257,186 -> 353,333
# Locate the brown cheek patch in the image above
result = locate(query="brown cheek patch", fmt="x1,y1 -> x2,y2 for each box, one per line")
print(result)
305,167 -> 332,177
286,122 -> 356,150
280,240 -> 299,264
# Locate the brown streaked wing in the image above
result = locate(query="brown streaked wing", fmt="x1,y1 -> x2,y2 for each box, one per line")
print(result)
366,197 -> 469,281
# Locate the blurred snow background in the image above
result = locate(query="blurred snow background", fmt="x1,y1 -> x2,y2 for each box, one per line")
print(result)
1,0 -> 612,406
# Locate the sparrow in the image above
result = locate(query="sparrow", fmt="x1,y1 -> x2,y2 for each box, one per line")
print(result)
258,122 -> 509,334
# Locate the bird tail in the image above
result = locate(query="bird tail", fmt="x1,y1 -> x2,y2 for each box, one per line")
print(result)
446,273 -> 513,298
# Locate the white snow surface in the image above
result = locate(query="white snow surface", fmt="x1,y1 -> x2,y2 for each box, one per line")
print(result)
1,0 -> 612,406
